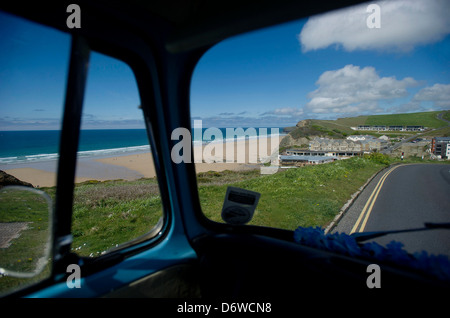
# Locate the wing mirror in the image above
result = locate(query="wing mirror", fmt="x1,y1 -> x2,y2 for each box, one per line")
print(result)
0,186 -> 53,279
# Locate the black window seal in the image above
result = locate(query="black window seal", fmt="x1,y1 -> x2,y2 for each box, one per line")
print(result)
52,35 -> 91,277
51,36 -> 176,278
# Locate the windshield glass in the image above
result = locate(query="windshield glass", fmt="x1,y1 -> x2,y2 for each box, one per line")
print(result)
190,0 -> 450,261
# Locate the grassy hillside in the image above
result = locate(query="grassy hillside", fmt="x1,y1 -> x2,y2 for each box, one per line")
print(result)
199,156 -> 387,230
310,119 -> 356,137
421,125 -> 450,137
284,110 -> 449,141
364,111 -> 448,128
330,116 -> 369,127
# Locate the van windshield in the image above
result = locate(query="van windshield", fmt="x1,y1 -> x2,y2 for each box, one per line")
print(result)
189,0 -> 450,266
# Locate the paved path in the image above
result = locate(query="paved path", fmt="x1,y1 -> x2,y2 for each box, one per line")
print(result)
0,222 -> 30,248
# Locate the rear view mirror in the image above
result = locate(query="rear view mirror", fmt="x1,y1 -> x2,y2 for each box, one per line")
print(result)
0,186 -> 52,279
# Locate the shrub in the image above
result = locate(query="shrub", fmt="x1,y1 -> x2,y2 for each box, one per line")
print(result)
364,152 -> 391,165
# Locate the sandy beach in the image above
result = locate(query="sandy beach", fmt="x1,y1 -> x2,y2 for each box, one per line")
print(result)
2,168 -> 93,188
1,135 -> 281,188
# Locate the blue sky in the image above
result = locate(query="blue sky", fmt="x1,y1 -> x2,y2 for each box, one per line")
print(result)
0,10 -> 141,131
1,0 -> 450,130
191,0 -> 450,127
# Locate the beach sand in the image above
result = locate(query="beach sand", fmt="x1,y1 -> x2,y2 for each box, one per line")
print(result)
96,153 -> 249,177
2,135 -> 281,188
2,168 -> 92,188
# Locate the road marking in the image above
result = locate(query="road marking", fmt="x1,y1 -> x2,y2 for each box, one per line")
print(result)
350,165 -> 402,234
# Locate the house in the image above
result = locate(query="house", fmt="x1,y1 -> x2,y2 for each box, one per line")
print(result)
279,155 -> 336,166
359,139 -> 382,152
396,140 -> 430,158
431,137 -> 450,159
389,125 -> 404,131
373,125 -> 387,131
355,125 -> 425,132
286,149 -> 329,156
406,126 -> 425,131
346,135 -> 374,141
309,137 -> 381,154
356,125 -> 386,131
285,149 -> 361,158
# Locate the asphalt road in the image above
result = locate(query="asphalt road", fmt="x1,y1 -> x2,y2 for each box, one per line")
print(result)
333,163 -> 450,257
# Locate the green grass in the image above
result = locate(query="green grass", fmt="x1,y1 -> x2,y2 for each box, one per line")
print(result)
443,110 -> 450,122
421,125 -> 450,138
70,178 -> 163,257
311,120 -> 355,138
285,111 -> 449,142
365,111 -> 447,128
199,156 -> 388,230
326,111 -> 447,128
49,157 -> 396,255
0,189 -> 50,271
0,188 -> 51,295
35,156 -> 392,257
333,116 -> 369,127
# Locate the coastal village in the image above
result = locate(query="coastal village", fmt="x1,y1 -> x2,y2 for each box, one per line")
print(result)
278,122 -> 450,167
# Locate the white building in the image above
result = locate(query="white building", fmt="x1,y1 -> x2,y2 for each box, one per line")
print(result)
279,155 -> 336,166
346,135 -> 372,141
310,137 -> 382,153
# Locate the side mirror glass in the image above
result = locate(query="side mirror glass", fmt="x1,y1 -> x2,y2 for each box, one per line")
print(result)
0,186 -> 53,283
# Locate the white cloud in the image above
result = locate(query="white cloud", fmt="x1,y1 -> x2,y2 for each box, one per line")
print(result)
299,0 -> 450,52
305,64 -> 418,114
258,107 -> 304,125
0,117 -> 62,130
264,107 -> 304,117
192,107 -> 304,127
194,115 -> 298,128
412,83 -> 450,109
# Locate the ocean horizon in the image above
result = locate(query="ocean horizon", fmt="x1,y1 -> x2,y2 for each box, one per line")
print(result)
0,128 -> 285,165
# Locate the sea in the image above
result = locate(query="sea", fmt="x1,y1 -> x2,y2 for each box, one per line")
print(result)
0,128 -> 285,166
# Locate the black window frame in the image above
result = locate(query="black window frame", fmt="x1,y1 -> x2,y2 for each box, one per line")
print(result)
0,9 -> 176,296
51,31 -> 176,280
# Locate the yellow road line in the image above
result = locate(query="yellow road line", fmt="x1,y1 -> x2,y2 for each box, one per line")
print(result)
350,165 -> 402,234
